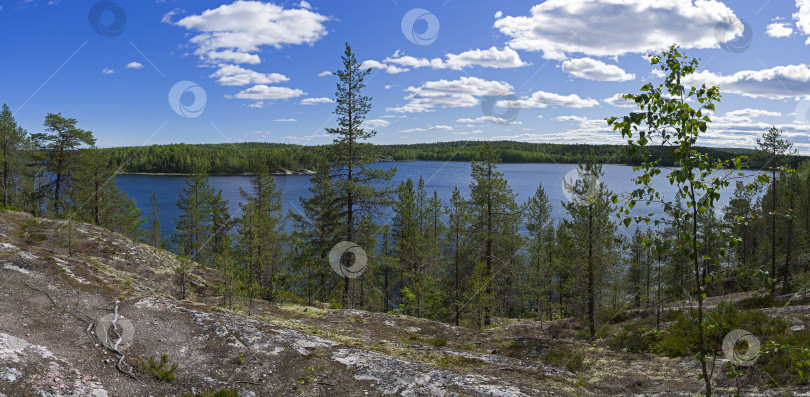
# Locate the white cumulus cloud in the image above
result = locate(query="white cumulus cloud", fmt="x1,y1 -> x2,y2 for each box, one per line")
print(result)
210,65 -> 288,86
683,64 -> 810,99
301,97 -> 335,105
457,116 -> 522,125
429,125 -> 453,131
724,108 -> 782,119
497,90 -> 599,109
174,0 -> 329,65
126,62 -> 143,69
374,47 -> 528,74
360,60 -> 408,74
387,77 -> 514,113
766,22 -> 793,38
603,93 -> 635,108
229,85 -> 305,100
494,0 -> 743,60
561,57 -> 634,81
362,119 -> 390,128
794,0 -> 810,43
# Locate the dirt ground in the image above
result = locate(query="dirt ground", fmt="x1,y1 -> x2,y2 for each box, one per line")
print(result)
0,210 -> 806,396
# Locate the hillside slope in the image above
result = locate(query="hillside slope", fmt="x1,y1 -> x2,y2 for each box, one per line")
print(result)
0,210 -> 805,396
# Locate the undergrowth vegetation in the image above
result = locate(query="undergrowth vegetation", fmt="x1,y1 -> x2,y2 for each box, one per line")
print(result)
134,354 -> 179,382
604,301 -> 809,387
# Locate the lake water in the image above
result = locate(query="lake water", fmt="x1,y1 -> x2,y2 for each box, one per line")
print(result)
116,161 -> 761,239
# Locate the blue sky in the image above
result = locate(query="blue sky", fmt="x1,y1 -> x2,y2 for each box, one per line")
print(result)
2,0 -> 810,152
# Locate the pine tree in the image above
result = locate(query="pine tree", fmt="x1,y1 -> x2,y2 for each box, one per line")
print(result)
561,161 -> 617,339
392,178 -> 421,316
70,147 -> 143,239
626,228 -> 647,308
326,42 -> 395,306
33,113 -> 95,215
174,170 -> 216,263
779,171 -> 799,291
216,251 -> 242,310
756,126 -> 795,293
288,232 -> 318,306
176,256 -> 191,300
723,181 -> 757,285
23,134 -> 46,215
289,158 -> 342,304
0,104 -> 27,207
422,189 -> 445,319
524,183 -> 553,319
236,166 -> 285,309
468,143 -> 520,325
149,192 -> 161,249
210,189 -> 233,259
445,186 -> 470,325
378,226 -> 398,313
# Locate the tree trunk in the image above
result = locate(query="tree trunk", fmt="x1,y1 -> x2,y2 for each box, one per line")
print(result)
692,187 -> 711,397
771,167 -> 777,293
454,231 -> 460,326
784,188 -> 794,291
484,163 -> 493,326
587,203 -> 595,339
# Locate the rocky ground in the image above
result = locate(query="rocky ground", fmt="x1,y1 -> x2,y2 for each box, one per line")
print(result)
0,210 -> 807,396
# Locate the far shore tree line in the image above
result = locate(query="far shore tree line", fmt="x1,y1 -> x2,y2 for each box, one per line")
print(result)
2,44 -> 809,396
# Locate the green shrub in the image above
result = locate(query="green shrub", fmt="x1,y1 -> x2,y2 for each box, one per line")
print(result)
657,302 -> 787,358
181,387 -> 239,397
431,337 -> 447,347
596,308 -> 632,325
759,331 -> 810,387
544,349 -> 587,373
736,294 -> 779,310
659,308 -> 684,323
135,354 -> 178,382
607,322 -> 661,354
28,232 -> 46,243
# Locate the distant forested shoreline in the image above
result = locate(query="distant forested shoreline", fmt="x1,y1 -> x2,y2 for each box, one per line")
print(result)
98,140 -> 794,175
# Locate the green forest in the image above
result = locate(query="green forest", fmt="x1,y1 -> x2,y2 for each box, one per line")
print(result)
98,139 -> 802,175
2,45 -> 809,395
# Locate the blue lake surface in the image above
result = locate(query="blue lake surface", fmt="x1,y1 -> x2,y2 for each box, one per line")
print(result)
116,161 -> 760,239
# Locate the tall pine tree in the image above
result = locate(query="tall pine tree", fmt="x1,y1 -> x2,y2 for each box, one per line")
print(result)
325,43 -> 394,306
